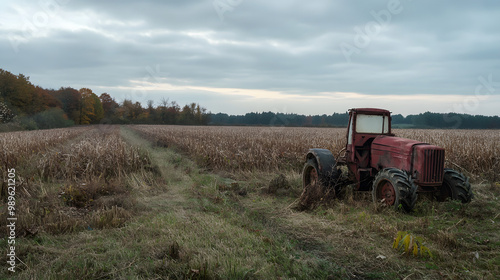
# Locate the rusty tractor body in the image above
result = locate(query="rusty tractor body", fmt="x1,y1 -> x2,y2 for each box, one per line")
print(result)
302,108 -> 473,211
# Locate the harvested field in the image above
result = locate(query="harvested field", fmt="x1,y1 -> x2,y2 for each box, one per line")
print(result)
0,125 -> 498,279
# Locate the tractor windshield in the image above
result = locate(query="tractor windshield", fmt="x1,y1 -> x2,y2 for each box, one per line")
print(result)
356,114 -> 389,134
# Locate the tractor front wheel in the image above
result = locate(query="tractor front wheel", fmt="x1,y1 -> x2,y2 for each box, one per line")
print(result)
372,168 -> 417,212
437,169 -> 473,203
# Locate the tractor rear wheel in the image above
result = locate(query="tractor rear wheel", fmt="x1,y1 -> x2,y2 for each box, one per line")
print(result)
372,168 -> 417,212
437,169 -> 473,203
303,159 -> 320,189
300,159 -> 335,209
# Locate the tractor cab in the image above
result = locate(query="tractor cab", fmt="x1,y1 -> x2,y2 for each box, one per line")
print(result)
342,108 -> 393,190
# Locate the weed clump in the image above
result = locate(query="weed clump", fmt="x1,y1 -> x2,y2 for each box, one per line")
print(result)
168,241 -> 180,260
267,174 -> 290,195
297,182 -> 335,210
89,205 -> 131,229
61,180 -> 128,208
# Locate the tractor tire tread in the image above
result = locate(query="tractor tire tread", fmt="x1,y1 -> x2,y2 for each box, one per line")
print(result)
373,168 -> 418,212
443,168 -> 473,203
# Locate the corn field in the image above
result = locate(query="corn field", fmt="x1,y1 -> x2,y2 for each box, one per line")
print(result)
1,126 -> 498,181
37,127 -> 150,180
132,125 -> 499,181
132,125 -> 346,172
1,126 -> 151,199
0,127 -> 91,170
0,126 -> 150,236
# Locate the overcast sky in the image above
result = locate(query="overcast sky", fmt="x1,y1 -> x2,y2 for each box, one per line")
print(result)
1,0 -> 499,116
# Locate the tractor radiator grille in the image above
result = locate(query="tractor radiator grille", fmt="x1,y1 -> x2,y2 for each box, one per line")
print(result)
422,149 -> 445,183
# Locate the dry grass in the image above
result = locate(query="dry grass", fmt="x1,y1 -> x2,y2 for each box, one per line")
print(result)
7,179 -> 138,237
11,182 -> 134,236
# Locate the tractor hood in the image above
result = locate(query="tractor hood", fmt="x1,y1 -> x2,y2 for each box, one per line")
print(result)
372,136 -> 424,156
371,135 -> 425,171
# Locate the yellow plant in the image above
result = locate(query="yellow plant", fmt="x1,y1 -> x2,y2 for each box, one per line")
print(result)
393,231 -> 433,258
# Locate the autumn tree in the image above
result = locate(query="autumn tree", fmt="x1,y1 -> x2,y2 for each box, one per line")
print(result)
121,99 -> 134,121
114,99 -> 136,123
0,70 -> 34,115
32,86 -> 61,113
50,87 -> 82,123
179,104 -> 193,124
99,93 -> 119,118
146,100 -> 158,123
158,99 -> 179,124
194,104 -> 209,124
91,93 -> 104,123
77,88 -> 104,124
0,70 -> 16,100
7,73 -> 33,112
178,103 -> 207,125
79,88 -> 96,124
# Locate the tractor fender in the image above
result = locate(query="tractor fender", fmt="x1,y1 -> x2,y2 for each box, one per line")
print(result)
305,148 -> 338,179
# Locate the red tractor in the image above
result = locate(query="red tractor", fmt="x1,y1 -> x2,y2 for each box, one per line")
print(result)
302,108 -> 473,211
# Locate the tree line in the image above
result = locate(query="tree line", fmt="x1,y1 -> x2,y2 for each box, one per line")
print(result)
391,111 -> 500,129
210,111 -> 500,129
2,68 -> 499,130
0,69 -> 209,131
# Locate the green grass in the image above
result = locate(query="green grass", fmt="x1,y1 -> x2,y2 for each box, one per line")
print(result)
1,126 -> 499,279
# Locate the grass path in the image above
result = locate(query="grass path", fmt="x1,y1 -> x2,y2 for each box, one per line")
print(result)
121,126 -> 356,279
120,126 -> 409,279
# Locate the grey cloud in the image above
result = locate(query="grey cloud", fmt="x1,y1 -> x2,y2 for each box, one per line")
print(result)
1,0 -> 499,115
